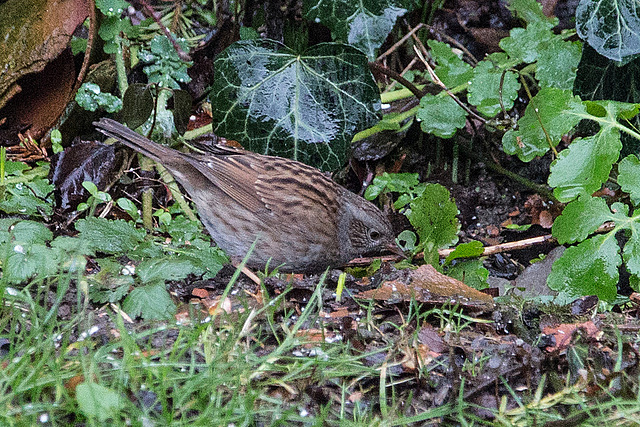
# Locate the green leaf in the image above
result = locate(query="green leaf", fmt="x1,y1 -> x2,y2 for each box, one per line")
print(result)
624,230 -> 640,276
76,383 -> 124,422
175,239 -> 228,279
7,220 -> 53,244
363,172 -> 422,200
549,99 -> 640,201
574,46 -> 640,109
551,196 -> 615,244
0,176 -> 54,216
2,243 -> 61,284
506,0 -> 558,26
116,198 -> 140,221
50,236 -> 95,257
500,20 -> 555,63
618,155 -> 640,206
447,259 -> 489,290
75,82 -> 122,113
89,259 -> 133,304
136,257 -> 202,283
95,0 -> 129,17
123,283 -> 176,320
548,234 -> 619,303
239,26 -> 259,40
121,84 -> 154,129
428,40 -> 473,88
408,184 -> 460,253
303,0 -> 410,60
444,241 -> 485,265
75,217 -> 146,254
548,130 -> 621,202
502,88 -> 585,162
536,38 -> 582,90
576,0 -> 640,62
467,60 -> 520,117
417,94 -> 467,138
396,229 -> 417,252
139,35 -> 192,89
210,40 -> 380,170
162,215 -> 202,242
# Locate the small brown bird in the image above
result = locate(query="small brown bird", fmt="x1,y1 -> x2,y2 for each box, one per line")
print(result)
94,118 -> 400,273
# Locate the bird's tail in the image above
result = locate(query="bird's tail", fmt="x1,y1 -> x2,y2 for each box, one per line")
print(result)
93,118 -> 176,163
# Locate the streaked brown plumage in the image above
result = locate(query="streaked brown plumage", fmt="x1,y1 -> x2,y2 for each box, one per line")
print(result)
94,118 -> 399,273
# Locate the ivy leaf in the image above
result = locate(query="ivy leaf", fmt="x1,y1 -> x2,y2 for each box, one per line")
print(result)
210,40 -> 380,170
576,0 -> 640,62
502,88 -> 585,162
548,234 -> 619,303
618,155 -> 640,206
416,94 -> 467,138
303,0 -> 410,60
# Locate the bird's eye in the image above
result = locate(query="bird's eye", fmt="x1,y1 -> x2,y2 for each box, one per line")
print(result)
369,230 -> 381,240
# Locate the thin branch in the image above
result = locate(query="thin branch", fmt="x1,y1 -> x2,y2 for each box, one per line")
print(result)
377,23 -> 425,61
137,0 -> 191,61
369,62 -> 425,99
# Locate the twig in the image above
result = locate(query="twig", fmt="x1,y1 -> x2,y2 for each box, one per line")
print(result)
377,23 -> 425,61
369,62 -> 425,99
413,45 -> 487,124
137,0 -> 191,61
438,235 -> 557,258
350,223 -> 617,267
382,57 -> 419,94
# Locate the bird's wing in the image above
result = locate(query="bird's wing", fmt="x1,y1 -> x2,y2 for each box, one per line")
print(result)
185,151 -> 340,225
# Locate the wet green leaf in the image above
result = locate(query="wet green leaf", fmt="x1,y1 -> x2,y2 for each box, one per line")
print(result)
75,217 -> 146,254
123,283 -> 176,320
408,184 -> 460,253
428,40 -> 473,88
304,0 -> 411,59
548,234 -> 619,303
618,155 -> 640,206
417,94 -> 467,138
576,0 -> 640,62
468,60 -> 520,117
502,88 -> 585,162
210,40 -> 380,170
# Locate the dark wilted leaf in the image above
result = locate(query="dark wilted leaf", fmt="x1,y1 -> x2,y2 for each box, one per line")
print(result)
121,83 -> 154,129
50,141 -> 126,211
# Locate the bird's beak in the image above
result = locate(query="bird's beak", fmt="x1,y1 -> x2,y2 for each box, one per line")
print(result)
386,242 -> 407,259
